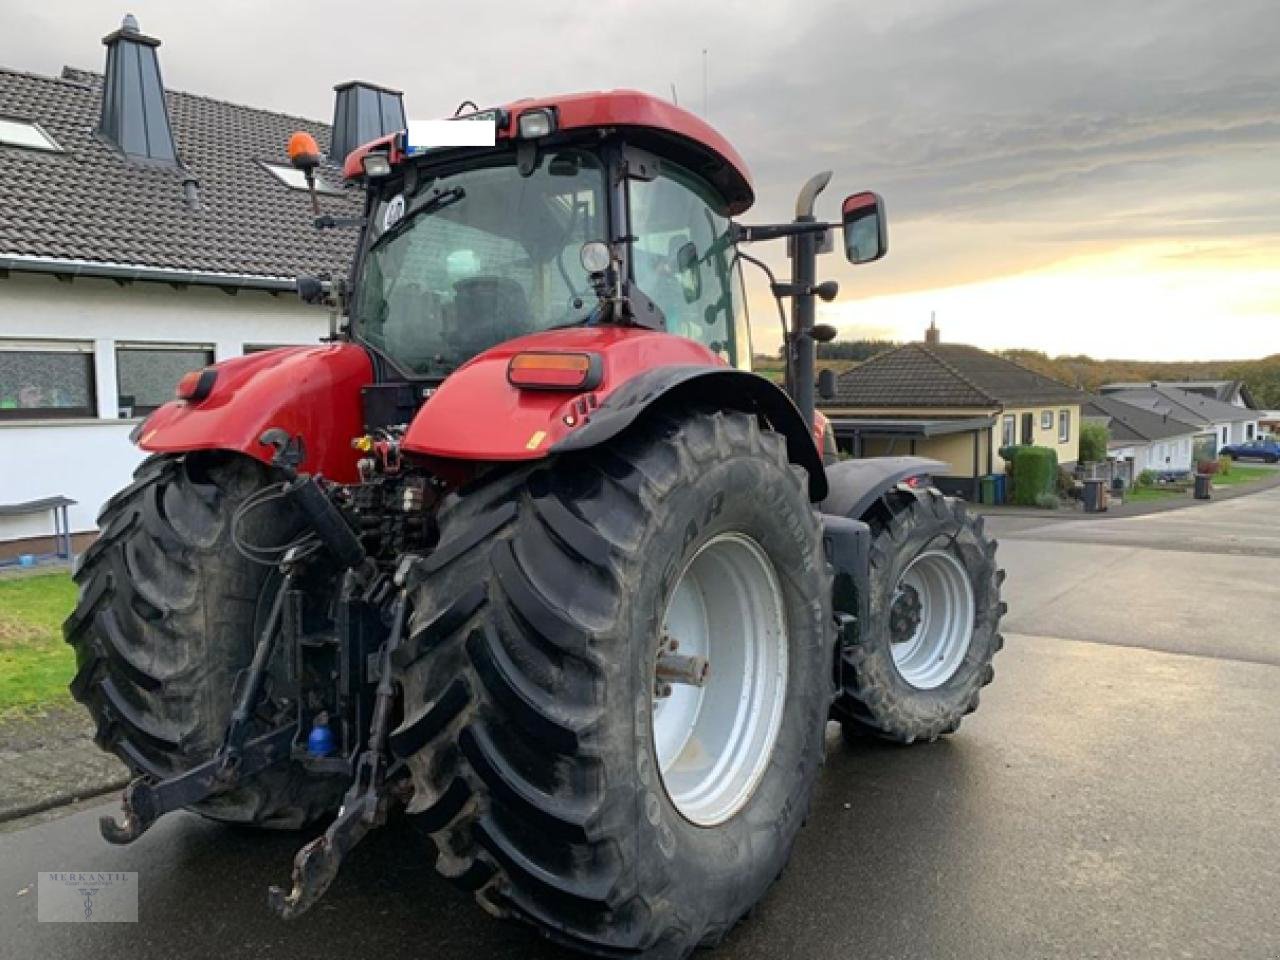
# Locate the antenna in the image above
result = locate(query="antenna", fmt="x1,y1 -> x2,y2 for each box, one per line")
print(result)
670,82 -> 678,106
702,49 -> 708,116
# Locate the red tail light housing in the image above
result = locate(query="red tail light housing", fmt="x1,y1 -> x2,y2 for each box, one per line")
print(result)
176,367 -> 218,403
507,351 -> 602,391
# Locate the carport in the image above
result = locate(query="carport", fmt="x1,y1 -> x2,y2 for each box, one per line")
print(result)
828,416 -> 996,500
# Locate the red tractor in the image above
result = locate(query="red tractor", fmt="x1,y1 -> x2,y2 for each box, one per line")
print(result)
66,90 -> 1003,957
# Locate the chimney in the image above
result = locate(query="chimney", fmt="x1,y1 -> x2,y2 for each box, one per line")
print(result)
925,312 -> 941,345
329,81 -> 406,160
99,14 -> 179,163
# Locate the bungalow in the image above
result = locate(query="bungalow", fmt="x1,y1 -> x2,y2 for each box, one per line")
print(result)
818,323 -> 1086,499
0,16 -> 400,555
1096,384 -> 1260,455
1080,394 -> 1200,480
1100,379 -> 1258,411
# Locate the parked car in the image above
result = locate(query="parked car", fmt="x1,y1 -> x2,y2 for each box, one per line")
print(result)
1220,438 -> 1280,462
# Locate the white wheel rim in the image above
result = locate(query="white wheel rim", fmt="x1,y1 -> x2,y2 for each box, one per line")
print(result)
652,533 -> 788,826
889,549 -> 976,689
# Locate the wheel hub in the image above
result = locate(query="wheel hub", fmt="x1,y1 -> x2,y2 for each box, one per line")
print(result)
888,549 -> 977,690
651,533 -> 788,827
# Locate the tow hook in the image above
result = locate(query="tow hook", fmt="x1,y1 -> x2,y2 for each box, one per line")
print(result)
267,557 -> 416,919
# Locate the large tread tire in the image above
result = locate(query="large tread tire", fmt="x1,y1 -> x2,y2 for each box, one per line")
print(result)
63,452 -> 345,827
393,410 -> 831,958
835,489 -> 1004,744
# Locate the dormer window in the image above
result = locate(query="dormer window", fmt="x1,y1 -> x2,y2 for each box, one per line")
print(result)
260,161 -> 342,194
0,117 -> 62,153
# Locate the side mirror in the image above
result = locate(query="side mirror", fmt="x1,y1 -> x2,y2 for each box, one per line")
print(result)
841,191 -> 887,264
818,368 -> 837,400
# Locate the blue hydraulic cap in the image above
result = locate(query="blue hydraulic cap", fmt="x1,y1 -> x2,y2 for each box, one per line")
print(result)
307,713 -> 336,758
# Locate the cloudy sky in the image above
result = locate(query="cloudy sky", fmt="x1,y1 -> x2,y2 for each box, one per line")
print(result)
4,0 -> 1277,359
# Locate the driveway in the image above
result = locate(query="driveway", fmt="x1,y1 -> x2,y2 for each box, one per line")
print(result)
1,489 -> 1277,959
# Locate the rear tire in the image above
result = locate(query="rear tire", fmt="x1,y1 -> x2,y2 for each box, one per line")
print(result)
835,489 -> 1004,744
393,410 -> 831,957
63,453 -> 345,828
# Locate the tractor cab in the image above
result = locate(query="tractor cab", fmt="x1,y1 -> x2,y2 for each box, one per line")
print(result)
315,92 -> 759,379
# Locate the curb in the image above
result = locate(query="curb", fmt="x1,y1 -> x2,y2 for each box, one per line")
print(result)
0,776 -> 127,826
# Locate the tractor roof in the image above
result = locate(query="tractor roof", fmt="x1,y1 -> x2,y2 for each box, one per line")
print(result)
343,89 -> 755,215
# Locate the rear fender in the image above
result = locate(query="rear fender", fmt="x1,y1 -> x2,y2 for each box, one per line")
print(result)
135,344 -> 373,483
401,326 -> 826,499
553,365 -> 828,501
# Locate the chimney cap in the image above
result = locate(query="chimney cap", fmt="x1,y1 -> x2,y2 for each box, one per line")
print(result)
103,12 -> 160,47
333,79 -> 404,96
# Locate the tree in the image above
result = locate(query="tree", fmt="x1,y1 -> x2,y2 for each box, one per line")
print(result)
1079,422 -> 1109,463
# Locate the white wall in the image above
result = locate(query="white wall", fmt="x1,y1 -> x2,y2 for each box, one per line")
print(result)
0,273 -> 327,541
1111,434 -> 1196,475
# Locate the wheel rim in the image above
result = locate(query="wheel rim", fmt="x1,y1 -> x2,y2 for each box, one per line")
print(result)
889,549 -> 976,689
652,533 -> 788,826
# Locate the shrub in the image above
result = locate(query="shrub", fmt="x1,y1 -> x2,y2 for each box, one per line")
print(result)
1034,492 -> 1061,510
1079,422 -> 1109,463
1056,466 -> 1078,497
1137,469 -> 1157,488
1218,454 -> 1233,475
1011,446 -> 1059,506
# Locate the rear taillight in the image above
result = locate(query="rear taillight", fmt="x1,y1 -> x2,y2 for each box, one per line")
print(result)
176,367 -> 218,403
507,352 -> 601,391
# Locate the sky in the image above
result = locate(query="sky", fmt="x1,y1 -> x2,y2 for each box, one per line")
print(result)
3,0 -> 1277,360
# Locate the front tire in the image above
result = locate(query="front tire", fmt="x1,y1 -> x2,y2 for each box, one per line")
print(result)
835,489 -> 1004,744
392,410 -> 831,957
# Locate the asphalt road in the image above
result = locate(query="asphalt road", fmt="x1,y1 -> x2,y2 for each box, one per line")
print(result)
3,491 -> 1278,959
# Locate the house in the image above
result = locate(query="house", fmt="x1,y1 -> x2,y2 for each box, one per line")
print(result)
1100,379 -> 1258,411
1080,394 -> 1200,480
0,15 -> 402,555
1095,384 -> 1260,455
819,323 -> 1086,499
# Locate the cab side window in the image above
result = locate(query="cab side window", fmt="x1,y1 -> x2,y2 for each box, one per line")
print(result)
629,161 -> 743,365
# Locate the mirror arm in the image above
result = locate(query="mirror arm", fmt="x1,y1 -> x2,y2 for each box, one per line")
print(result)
731,221 -> 836,243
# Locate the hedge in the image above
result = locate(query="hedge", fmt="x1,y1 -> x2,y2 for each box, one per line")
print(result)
1011,446 -> 1059,505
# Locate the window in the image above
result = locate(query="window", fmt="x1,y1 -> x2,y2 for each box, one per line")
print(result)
0,117 -> 62,152
1058,409 -> 1071,443
1001,414 -> 1015,448
0,341 -> 95,419
260,161 -> 343,194
1021,412 -> 1034,445
630,160 -> 746,365
358,150 -> 605,375
1246,423 -> 1255,440
1221,426 -> 1228,445
116,344 -> 214,416
1040,410 -> 1053,430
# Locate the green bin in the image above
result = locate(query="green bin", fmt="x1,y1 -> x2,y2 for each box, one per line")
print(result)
980,475 -> 996,505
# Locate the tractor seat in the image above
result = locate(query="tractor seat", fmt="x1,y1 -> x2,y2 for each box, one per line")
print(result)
451,277 -> 532,349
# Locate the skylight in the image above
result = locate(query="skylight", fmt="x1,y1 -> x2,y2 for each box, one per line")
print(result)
261,161 -> 342,194
0,118 -> 62,152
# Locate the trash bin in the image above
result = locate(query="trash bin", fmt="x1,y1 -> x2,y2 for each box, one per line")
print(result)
1194,473 -> 1212,500
994,474 -> 1007,505
1083,478 -> 1107,512
980,475 -> 996,505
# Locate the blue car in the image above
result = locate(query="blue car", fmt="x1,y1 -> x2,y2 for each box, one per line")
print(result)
1220,438 -> 1280,463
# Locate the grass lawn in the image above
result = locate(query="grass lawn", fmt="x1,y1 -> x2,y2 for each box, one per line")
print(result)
1212,465 -> 1273,488
1124,486 -> 1187,503
0,572 -> 76,715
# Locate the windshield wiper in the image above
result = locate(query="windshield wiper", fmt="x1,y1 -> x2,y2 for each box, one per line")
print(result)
370,187 -> 466,251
